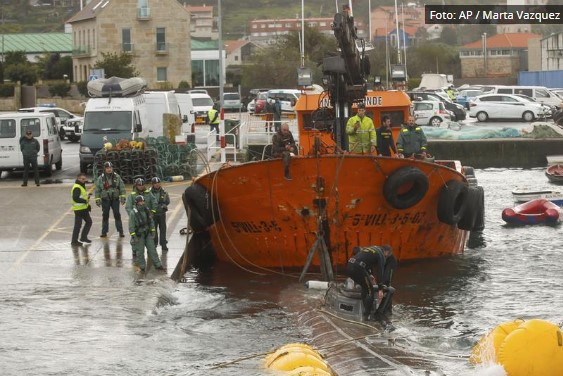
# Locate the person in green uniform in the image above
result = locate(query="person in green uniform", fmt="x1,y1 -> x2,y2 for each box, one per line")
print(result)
129,195 -> 164,273
150,177 -> 170,251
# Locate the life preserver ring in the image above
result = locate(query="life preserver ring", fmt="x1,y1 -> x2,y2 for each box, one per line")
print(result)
383,167 -> 429,209
183,184 -> 218,232
437,180 -> 469,225
457,186 -> 480,230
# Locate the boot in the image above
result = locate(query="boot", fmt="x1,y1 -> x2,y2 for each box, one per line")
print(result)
284,167 -> 292,181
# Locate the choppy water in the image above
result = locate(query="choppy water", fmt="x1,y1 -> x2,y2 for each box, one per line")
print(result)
2,168 -> 563,376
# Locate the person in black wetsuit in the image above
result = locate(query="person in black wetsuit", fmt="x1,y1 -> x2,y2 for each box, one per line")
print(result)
346,244 -> 394,321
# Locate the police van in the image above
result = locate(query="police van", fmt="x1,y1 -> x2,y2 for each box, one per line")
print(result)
488,85 -> 562,109
0,112 -> 63,176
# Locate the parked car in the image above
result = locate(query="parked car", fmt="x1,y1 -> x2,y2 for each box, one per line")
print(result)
190,93 -> 214,124
408,91 -> 466,121
222,92 -> 244,112
514,94 -> 553,117
266,89 -> 301,113
254,92 -> 269,114
247,88 -> 271,114
412,100 -> 451,126
456,89 -> 484,110
63,117 -> 83,142
18,105 -> 82,140
468,93 -> 549,122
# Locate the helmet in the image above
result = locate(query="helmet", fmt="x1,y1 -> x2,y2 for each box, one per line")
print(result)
134,178 -> 144,186
151,177 -> 161,184
104,161 -> 113,168
135,195 -> 145,204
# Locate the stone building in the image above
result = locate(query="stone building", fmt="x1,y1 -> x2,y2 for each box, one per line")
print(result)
459,33 -> 541,79
66,0 -> 191,88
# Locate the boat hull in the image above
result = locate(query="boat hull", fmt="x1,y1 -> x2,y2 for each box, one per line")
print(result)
512,187 -> 563,205
188,155 -> 473,269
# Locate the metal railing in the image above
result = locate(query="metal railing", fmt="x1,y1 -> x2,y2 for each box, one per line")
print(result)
137,7 -> 151,19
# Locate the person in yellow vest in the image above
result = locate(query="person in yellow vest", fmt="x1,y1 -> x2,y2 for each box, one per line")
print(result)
346,103 -> 376,153
71,172 -> 93,246
207,104 -> 220,134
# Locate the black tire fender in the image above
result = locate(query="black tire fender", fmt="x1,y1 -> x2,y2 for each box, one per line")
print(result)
183,184 -> 218,232
437,180 -> 469,225
384,167 -> 429,209
457,186 -> 480,230
472,186 -> 485,231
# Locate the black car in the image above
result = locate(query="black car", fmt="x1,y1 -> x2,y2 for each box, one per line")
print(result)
407,91 -> 466,121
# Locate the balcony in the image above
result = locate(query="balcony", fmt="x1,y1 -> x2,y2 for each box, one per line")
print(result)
137,7 -> 151,20
155,43 -> 168,54
72,45 -> 91,57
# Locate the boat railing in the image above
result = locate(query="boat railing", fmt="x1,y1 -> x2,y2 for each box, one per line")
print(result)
206,130 -> 237,162
238,117 -> 299,149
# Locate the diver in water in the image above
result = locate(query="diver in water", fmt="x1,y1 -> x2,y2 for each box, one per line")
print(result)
346,245 -> 395,323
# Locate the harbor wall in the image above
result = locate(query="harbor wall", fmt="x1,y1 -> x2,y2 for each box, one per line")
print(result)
247,139 -> 563,168
429,139 -> 563,168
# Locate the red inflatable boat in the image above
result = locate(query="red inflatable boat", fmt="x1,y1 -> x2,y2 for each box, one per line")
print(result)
502,198 -> 562,225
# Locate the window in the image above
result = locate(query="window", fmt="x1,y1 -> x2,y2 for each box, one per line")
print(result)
156,27 -> 166,51
157,67 -> 167,82
205,60 -> 219,86
122,28 -> 132,52
497,88 -> 512,94
192,60 -> 204,86
0,119 -> 16,138
21,118 -> 41,136
536,89 -> 549,98
501,96 -> 518,103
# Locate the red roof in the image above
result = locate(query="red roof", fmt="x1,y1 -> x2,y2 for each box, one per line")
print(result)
462,33 -> 541,49
224,40 -> 249,54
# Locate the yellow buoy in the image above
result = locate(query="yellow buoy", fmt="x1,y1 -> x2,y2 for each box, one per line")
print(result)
265,343 -> 331,374
498,319 -> 563,376
471,319 -> 524,364
265,345 -> 323,366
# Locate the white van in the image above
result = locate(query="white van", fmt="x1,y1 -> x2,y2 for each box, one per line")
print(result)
490,86 -> 562,109
266,89 -> 301,112
0,112 -> 63,176
174,93 -> 196,134
144,91 -> 184,131
190,93 -> 214,124
79,94 -> 150,173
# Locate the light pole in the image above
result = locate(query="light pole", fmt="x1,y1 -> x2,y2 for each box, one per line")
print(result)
482,32 -> 487,78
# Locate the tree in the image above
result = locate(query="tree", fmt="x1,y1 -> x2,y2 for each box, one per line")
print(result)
3,51 -> 38,85
242,26 -> 336,89
407,42 -> 461,78
36,53 -> 72,80
439,27 -> 459,46
93,52 -> 139,78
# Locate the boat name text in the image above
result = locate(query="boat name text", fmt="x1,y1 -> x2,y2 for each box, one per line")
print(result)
320,96 -> 383,108
351,211 -> 426,226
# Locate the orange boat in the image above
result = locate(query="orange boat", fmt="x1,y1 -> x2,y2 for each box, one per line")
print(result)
181,9 -> 484,275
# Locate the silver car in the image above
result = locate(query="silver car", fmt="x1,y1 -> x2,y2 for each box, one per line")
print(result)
412,100 -> 451,126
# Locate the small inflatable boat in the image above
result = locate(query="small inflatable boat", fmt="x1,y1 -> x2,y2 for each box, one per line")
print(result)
87,76 -> 146,98
502,198 -> 562,225
512,187 -> 563,205
545,164 -> 563,184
